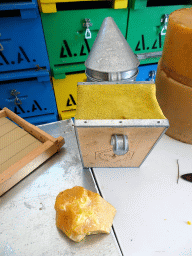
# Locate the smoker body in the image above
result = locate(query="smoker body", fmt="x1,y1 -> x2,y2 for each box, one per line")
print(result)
74,81 -> 169,168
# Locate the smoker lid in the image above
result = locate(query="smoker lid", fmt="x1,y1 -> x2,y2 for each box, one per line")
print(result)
85,17 -> 140,73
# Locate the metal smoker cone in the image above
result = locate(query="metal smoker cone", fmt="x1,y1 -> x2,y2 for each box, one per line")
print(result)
85,17 -> 140,81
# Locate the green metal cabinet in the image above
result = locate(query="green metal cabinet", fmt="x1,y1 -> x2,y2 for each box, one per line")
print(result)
41,8 -> 128,79
127,3 -> 192,64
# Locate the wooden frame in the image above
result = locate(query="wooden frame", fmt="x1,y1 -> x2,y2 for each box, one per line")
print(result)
0,108 -> 65,196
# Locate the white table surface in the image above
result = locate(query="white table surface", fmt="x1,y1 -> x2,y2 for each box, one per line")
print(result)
92,134 -> 192,256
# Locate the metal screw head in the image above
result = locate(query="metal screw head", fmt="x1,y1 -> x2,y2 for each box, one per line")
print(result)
83,19 -> 92,28
11,89 -> 20,96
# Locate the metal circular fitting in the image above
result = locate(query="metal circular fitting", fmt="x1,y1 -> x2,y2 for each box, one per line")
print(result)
111,134 -> 129,155
86,68 -> 139,82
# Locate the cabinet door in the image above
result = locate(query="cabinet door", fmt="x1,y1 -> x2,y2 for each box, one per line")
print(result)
127,5 -> 191,64
0,76 -> 58,122
0,12 -> 50,73
41,8 -> 128,75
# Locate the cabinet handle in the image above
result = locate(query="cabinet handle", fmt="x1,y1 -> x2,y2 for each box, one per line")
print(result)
160,14 -> 169,36
111,134 -> 129,155
149,70 -> 156,81
0,33 -> 3,51
83,19 -> 93,39
0,43 -> 4,51
11,89 -> 22,105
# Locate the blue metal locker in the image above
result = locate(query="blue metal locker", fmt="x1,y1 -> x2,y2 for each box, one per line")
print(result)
0,0 -> 38,19
0,4 -> 50,73
136,63 -> 158,82
0,70 -> 58,125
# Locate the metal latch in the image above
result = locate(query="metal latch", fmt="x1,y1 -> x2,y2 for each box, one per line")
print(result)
161,14 -> 169,36
83,19 -> 92,39
0,43 -> 3,51
111,134 -> 129,155
149,70 -> 156,81
11,89 -> 22,105
0,33 -> 3,51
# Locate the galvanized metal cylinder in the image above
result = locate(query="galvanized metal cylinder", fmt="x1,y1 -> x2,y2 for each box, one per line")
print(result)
86,68 -> 139,82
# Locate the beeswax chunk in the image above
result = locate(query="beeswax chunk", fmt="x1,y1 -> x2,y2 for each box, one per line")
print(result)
156,59 -> 192,144
162,8 -> 192,87
55,186 -> 116,242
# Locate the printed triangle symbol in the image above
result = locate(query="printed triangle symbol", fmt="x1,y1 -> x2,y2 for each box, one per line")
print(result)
67,98 -> 72,106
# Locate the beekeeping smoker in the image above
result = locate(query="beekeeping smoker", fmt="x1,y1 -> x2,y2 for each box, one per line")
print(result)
85,17 -> 140,82
74,17 -> 169,168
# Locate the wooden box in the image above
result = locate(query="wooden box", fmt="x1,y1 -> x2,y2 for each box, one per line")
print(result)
0,108 -> 64,196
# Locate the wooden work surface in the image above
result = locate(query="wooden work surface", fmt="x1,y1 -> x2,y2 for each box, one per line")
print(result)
0,117 -> 42,174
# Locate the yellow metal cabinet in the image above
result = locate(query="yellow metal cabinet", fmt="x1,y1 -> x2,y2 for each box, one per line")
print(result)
52,73 -> 87,120
38,0 -> 128,13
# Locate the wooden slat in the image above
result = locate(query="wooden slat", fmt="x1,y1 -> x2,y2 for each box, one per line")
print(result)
0,134 -> 41,165
0,141 -> 54,182
0,120 -> 18,137
0,117 -> 10,127
0,127 -> 28,150
0,141 -> 57,196
0,109 -> 7,118
0,141 -> 42,174
0,108 -> 65,196
4,107 -> 57,143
